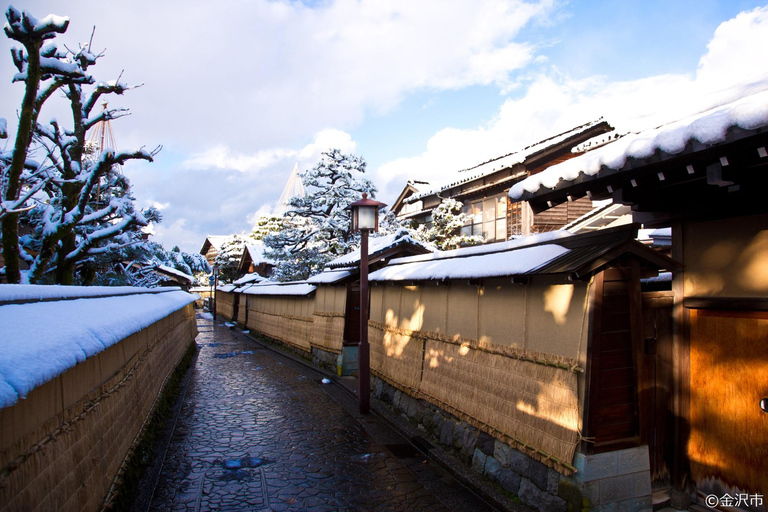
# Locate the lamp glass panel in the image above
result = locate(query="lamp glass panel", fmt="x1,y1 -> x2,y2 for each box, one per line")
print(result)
358,206 -> 377,229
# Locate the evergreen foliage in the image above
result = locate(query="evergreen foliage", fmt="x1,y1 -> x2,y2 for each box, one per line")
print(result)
264,149 -> 377,281
411,198 -> 483,250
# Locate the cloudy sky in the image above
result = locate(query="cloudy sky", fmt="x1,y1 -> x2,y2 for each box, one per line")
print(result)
2,0 -> 768,253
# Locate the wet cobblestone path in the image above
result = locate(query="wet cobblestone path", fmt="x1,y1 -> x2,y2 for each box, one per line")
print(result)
145,314 -> 493,512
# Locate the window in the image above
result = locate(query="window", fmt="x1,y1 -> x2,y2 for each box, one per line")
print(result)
462,194 -> 508,242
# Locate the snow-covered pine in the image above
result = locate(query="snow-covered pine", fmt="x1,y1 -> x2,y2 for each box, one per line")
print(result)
410,198 -> 483,250
251,214 -> 286,241
213,235 -> 248,283
86,241 -> 211,287
263,149 -> 377,281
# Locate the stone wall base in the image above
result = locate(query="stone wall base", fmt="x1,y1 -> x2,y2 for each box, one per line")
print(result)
372,376 -> 576,512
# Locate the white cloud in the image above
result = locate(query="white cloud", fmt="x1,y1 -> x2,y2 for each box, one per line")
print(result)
180,128 -> 356,173
373,5 -> 768,199
5,0 -> 554,155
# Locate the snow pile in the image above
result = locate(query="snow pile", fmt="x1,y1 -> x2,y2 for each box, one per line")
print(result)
0,288 -> 196,408
509,88 -> 768,200
369,244 -> 569,282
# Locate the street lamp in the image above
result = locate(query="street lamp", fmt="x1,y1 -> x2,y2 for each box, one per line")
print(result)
348,192 -> 386,414
212,264 -> 219,321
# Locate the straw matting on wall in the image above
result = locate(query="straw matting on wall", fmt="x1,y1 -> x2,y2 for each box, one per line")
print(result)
420,338 -> 580,471
369,322 -> 424,391
311,312 -> 345,354
216,292 -> 236,320
246,309 -> 313,352
368,320 -> 581,473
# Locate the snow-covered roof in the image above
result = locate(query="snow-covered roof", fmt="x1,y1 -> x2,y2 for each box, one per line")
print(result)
509,88 -> 768,201
405,119 -> 608,203
389,230 -> 571,266
241,282 -> 316,297
200,234 -> 233,255
244,242 -> 274,265
233,273 -> 267,286
0,284 -> 183,305
217,284 -> 238,292
369,244 -> 570,282
155,264 -> 194,283
306,268 -> 355,284
0,287 -> 197,408
326,229 -> 434,268
369,225 -> 678,283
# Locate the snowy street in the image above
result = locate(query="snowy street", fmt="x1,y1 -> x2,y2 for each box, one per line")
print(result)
139,313 -> 506,512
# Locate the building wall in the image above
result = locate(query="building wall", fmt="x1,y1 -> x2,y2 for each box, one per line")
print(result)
0,304 -> 197,512
368,277 -> 590,474
683,213 -> 768,298
681,213 -> 768,501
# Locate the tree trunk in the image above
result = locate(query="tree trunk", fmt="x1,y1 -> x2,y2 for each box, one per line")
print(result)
1,214 -> 20,283
2,37 -> 43,283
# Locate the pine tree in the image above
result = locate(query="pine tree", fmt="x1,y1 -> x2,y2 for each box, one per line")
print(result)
264,149 -> 377,281
412,198 -> 483,250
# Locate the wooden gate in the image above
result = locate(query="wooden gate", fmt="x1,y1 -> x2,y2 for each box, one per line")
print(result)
688,309 -> 768,499
642,291 -> 674,487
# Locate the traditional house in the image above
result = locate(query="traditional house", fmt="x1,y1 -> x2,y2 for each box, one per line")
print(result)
237,241 -> 274,278
508,86 -> 768,510
391,119 -> 615,243
199,235 -> 232,266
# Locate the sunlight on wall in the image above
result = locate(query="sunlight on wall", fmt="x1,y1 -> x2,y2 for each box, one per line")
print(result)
542,284 -> 574,325
427,347 -> 453,368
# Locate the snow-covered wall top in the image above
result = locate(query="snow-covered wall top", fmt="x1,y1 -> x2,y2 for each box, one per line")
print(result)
509,88 -> 768,201
241,282 -> 316,296
407,119 -> 606,202
0,284 -> 183,305
369,244 -> 569,282
0,287 -> 197,409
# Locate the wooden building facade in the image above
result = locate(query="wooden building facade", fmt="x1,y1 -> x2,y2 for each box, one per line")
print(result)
509,88 -> 768,510
391,120 -> 613,243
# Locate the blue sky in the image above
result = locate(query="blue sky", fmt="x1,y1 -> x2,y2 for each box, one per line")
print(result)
2,0 -> 768,253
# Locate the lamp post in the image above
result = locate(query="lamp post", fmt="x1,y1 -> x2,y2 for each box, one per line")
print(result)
348,193 -> 386,414
212,264 -> 219,321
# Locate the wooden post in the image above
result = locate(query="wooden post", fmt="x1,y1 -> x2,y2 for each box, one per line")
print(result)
358,228 -> 370,414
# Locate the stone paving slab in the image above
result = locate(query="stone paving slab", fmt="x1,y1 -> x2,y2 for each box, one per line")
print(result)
144,314 -> 495,512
